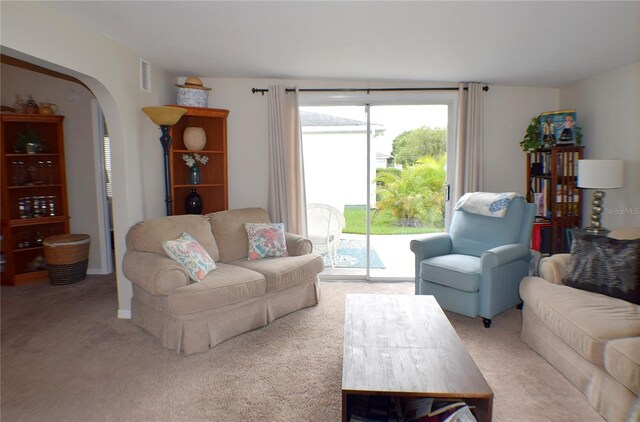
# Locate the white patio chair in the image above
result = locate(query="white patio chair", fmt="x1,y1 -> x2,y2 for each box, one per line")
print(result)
306,203 -> 346,268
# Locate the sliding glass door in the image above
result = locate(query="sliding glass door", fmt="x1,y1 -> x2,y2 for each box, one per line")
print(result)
301,95 -> 456,280
302,106 -> 369,278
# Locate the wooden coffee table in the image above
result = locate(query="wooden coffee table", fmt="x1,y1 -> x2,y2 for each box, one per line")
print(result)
342,294 -> 493,421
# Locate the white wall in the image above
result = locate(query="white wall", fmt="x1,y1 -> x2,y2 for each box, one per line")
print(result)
204,77 -> 560,210
1,63 -> 107,274
483,85 -> 559,195
560,63 -> 640,229
202,78 -> 270,209
2,1 -> 175,317
302,130 -> 377,211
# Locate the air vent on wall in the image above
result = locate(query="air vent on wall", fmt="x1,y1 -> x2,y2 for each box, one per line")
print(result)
140,58 -> 151,92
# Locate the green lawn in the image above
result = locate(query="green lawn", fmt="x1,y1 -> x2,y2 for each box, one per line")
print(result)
343,206 -> 443,235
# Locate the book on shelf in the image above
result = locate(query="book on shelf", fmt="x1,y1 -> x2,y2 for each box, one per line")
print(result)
394,399 -> 477,422
348,396 -> 477,422
350,415 -> 394,422
534,193 -> 544,217
396,397 -> 434,421
348,395 -> 398,422
532,222 -> 552,253
440,405 -> 476,422
535,179 -> 550,219
557,151 -> 580,177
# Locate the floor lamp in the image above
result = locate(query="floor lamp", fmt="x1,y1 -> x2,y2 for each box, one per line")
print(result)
577,159 -> 624,234
142,106 -> 187,216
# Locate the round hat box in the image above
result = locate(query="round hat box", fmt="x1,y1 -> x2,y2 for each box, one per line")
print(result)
176,87 -> 209,107
175,77 -> 211,107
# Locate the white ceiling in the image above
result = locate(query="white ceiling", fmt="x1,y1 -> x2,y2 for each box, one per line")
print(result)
48,1 -> 639,88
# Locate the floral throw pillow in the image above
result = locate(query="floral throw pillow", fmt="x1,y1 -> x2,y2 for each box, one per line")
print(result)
245,223 -> 289,260
162,232 -> 216,282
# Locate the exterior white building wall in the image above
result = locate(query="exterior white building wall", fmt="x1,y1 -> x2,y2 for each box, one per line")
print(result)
302,127 -> 382,212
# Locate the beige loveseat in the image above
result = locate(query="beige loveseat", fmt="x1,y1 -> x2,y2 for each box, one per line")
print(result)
123,208 -> 324,355
519,228 -> 640,422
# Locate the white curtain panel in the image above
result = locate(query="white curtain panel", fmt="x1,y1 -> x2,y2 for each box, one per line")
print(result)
453,82 -> 485,203
267,85 -> 307,235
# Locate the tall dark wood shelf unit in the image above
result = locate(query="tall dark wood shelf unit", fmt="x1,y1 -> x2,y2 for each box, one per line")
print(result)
168,106 -> 229,215
1,114 -> 70,285
526,146 -> 584,254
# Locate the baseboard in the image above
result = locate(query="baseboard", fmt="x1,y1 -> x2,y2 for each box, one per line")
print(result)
117,309 -> 132,319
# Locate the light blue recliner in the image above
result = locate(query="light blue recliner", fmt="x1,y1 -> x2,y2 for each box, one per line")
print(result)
410,196 -> 535,327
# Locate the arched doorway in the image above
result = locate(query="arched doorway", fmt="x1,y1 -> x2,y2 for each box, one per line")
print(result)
1,54 -> 118,303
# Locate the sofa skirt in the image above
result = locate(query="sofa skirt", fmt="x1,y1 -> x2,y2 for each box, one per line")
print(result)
521,305 -> 639,422
132,276 -> 320,355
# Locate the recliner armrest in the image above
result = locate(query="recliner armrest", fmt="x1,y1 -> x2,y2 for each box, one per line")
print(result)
285,232 -> 313,256
410,233 -> 452,261
123,250 -> 190,295
539,254 -> 570,285
481,243 -> 530,268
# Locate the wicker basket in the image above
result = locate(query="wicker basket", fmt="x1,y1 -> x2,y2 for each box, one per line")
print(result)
43,234 -> 90,285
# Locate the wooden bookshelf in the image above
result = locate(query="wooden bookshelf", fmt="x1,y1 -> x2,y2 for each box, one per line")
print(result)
167,106 -> 229,215
526,146 -> 584,254
1,114 -> 70,285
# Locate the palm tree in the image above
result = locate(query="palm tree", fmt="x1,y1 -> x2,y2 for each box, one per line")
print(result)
375,155 -> 446,228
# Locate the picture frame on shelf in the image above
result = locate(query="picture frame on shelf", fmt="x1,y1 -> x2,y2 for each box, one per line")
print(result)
539,109 -> 577,147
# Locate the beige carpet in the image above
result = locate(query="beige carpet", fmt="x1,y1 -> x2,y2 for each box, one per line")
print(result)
1,275 -> 603,421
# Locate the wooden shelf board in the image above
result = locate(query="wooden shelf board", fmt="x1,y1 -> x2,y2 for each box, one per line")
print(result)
12,246 -> 44,253
9,270 -> 48,285
5,153 -> 61,157
6,216 -> 69,227
174,184 -> 225,188
172,149 -> 224,154
8,184 -> 64,189
165,105 -> 229,118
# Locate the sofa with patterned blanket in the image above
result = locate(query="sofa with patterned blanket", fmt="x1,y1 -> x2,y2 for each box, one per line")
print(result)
519,227 -> 640,422
123,207 -> 324,355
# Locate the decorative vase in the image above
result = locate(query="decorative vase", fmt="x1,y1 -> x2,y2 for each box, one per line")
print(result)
188,165 -> 201,185
185,189 -> 203,214
183,127 -> 206,151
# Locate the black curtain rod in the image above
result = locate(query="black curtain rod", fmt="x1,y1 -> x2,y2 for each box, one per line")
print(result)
251,85 -> 489,96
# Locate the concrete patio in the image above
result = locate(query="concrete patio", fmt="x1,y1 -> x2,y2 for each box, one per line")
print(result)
319,232 -> 426,280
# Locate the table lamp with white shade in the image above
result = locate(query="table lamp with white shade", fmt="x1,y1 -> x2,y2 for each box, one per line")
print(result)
577,159 -> 624,234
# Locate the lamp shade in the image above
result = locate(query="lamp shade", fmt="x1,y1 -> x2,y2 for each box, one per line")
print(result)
142,106 -> 187,126
577,159 -> 624,189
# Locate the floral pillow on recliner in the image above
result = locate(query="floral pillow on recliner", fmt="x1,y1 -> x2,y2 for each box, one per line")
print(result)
563,232 -> 640,304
